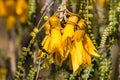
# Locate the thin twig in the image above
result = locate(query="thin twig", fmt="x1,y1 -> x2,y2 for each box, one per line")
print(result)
36,1 -> 55,28
59,0 -> 67,21
40,0 -> 51,13
66,9 -> 80,17
35,55 -> 51,80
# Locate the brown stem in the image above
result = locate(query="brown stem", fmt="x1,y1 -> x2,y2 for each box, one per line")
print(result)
7,30 -> 16,76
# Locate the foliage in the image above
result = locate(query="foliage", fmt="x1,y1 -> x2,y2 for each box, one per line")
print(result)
0,0 -> 120,80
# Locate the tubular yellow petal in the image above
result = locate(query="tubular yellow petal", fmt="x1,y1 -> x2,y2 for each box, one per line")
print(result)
49,16 -> 62,29
70,41 -> 83,72
77,19 -> 86,29
40,37 -> 50,58
89,50 -> 100,58
45,22 -> 51,35
84,34 -> 96,50
54,52 -> 63,66
41,22 -> 51,46
76,41 -> 86,65
84,50 -> 91,66
72,30 -> 85,41
62,16 -> 79,41
70,47 -> 80,72
43,37 -> 50,51
48,16 -> 64,57
49,32 -> 64,57
83,34 -> 100,57
76,40 -> 91,66
64,49 -> 70,60
41,36 -> 48,46
48,29 -> 63,55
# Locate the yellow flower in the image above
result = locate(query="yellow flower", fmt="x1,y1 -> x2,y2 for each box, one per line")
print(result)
5,0 -> 15,15
0,1 -> 7,17
39,16 -> 100,73
6,16 -> 16,30
16,0 -> 28,23
39,23 -> 51,58
69,18 -> 100,73
61,16 -> 79,60
16,0 -> 28,15
40,16 -> 64,66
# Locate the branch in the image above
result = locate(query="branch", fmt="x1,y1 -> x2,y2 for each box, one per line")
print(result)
36,0 -> 55,28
